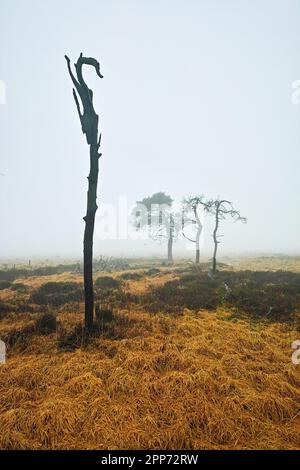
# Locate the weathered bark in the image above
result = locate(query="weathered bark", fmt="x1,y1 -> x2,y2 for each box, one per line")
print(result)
83,141 -> 99,332
65,53 -> 103,334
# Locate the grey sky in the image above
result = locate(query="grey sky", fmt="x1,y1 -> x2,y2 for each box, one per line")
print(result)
0,0 -> 299,259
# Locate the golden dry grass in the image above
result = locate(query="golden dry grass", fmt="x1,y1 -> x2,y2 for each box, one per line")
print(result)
0,299 -> 299,450
224,255 -> 300,273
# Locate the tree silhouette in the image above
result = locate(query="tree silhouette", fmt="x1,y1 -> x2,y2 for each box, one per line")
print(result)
182,195 -> 212,265
65,53 -> 103,334
133,192 -> 177,263
210,199 -> 246,273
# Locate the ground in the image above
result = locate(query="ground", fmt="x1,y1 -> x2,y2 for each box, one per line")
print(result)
0,256 -> 299,450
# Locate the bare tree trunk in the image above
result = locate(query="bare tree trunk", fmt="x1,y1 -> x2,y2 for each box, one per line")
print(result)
212,209 -> 219,274
193,206 -> 202,265
195,243 -> 200,264
65,53 -> 103,334
167,214 -> 174,263
83,142 -> 99,332
168,236 -> 173,262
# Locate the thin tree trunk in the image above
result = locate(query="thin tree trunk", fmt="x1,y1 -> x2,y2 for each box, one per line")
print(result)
212,208 -> 219,274
168,236 -> 173,262
83,142 -> 99,332
195,244 -> 200,264
167,214 -> 174,263
193,206 -> 202,265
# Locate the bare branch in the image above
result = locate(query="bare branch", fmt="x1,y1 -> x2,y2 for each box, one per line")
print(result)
77,54 -> 104,79
72,88 -> 83,123
64,55 -> 82,98
97,133 -> 102,150
182,231 -> 196,243
209,197 -> 247,273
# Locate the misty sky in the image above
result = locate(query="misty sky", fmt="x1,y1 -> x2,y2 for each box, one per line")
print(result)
0,0 -> 300,259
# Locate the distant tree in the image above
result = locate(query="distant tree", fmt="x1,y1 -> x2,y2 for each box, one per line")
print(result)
182,195 -> 212,265
65,53 -> 103,334
210,199 -> 247,273
133,192 -> 178,263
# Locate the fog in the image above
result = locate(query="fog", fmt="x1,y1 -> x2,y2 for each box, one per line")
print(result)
0,0 -> 299,260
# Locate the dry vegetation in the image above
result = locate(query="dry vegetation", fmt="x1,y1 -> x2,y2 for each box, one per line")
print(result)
0,256 -> 299,450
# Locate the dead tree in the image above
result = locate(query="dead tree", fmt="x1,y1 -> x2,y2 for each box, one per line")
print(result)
211,199 -> 246,273
65,53 -> 103,333
182,195 -> 212,265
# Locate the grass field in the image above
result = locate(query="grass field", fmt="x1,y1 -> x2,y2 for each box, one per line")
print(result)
0,256 -> 299,450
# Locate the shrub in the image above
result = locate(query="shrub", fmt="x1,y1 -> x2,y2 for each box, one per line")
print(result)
3,323 -> 36,349
0,269 -> 27,282
226,280 -> 300,320
35,313 -> 57,335
94,276 -> 121,290
145,275 -> 222,312
95,304 -> 114,323
0,300 -> 35,315
33,264 -> 80,276
0,280 -> 12,290
145,268 -> 161,276
30,282 -> 83,306
57,323 -> 83,351
94,256 -> 129,272
118,272 -> 143,281
143,270 -> 300,322
0,300 -> 15,314
35,281 -> 79,295
0,264 -> 81,282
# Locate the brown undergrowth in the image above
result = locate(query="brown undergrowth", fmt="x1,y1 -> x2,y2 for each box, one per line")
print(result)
0,307 -> 299,449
